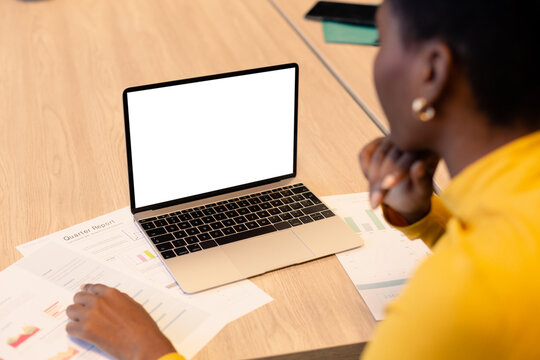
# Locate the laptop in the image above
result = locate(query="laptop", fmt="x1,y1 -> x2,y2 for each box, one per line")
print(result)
123,63 -> 363,293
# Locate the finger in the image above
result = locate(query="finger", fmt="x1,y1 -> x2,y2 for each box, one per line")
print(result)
66,303 -> 86,322
367,137 -> 393,183
410,160 -> 434,190
81,283 -> 111,295
73,291 -> 96,306
380,152 -> 417,190
359,137 -> 384,177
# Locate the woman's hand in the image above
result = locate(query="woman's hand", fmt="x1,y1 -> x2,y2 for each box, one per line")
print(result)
66,284 -> 176,360
359,137 -> 438,224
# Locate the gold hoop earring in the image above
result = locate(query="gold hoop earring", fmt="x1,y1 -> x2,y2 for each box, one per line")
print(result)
412,97 -> 436,122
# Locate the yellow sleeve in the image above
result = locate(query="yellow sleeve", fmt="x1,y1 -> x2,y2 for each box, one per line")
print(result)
384,195 -> 451,248
157,353 -> 186,360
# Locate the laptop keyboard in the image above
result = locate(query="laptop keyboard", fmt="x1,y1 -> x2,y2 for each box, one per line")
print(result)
138,183 -> 335,260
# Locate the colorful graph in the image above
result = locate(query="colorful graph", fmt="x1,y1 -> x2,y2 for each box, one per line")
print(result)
7,326 -> 40,348
136,250 -> 156,263
43,301 -> 66,318
48,346 -> 79,360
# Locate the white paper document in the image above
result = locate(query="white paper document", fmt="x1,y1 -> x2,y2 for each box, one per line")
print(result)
16,207 -> 273,327
0,243 -> 216,360
322,193 -> 432,321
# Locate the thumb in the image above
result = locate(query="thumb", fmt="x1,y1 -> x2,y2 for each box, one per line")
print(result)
410,160 -> 433,191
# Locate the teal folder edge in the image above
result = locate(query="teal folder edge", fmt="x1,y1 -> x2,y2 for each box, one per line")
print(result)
322,21 -> 379,46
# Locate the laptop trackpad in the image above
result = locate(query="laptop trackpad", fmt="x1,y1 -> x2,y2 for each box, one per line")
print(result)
222,230 -> 314,277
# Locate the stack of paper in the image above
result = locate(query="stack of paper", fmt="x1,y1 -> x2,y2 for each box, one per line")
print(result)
322,193 -> 431,321
1,207 -> 273,360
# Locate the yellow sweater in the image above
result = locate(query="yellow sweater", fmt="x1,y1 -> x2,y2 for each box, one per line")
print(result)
362,130 -> 540,359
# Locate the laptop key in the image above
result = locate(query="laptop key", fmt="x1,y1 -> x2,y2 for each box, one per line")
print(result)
246,221 -> 259,229
270,199 -> 283,207
156,242 -> 174,251
290,203 -> 303,210
222,219 -> 235,227
270,192 -> 283,199
246,213 -> 258,221
200,240 -> 218,249
268,208 -> 281,215
178,222 -> 191,229
279,205 -> 292,212
303,192 -> 322,204
259,195 -> 272,202
321,210 -> 335,218
214,213 -> 226,221
186,228 -> 200,235
222,227 -> 236,235
300,200 -> 314,207
233,216 -> 248,224
233,224 -> 248,232
146,227 -> 166,237
248,205 -> 261,212
210,230 -> 224,238
291,210 -> 303,218
185,236 -> 199,244
210,221 -> 224,230
280,190 -> 293,197
237,200 -> 250,207
248,197 -> 261,205
140,217 -> 157,223
154,219 -> 168,227
167,216 -> 180,224
292,195 -> 305,202
172,239 -> 187,247
280,213 -> 293,221
257,210 -> 270,218
301,204 -> 328,215
179,213 -> 192,221
237,208 -> 249,215
216,225 -> 277,246
311,213 -> 325,221
165,224 -> 179,232
288,219 -> 302,226
198,224 -> 212,233
174,247 -> 189,256
226,203 -> 239,210
160,250 -> 176,259
257,218 -> 270,226
300,216 -> 313,224
215,205 -> 227,213
151,233 -> 174,244
282,197 -> 294,204
197,233 -> 211,241
202,216 -> 215,224
187,244 -> 202,253
191,210 -> 204,218
292,186 -> 309,194
190,219 -> 203,227
226,210 -> 239,218
274,221 -> 292,230
141,222 -> 156,230
268,216 -> 282,224
260,203 -> 272,210
173,230 -> 187,239
202,208 -> 216,215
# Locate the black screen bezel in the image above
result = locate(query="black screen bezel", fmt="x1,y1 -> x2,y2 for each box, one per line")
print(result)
123,63 -> 299,214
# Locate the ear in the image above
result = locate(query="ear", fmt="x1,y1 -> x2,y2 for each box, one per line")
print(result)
415,40 -> 453,107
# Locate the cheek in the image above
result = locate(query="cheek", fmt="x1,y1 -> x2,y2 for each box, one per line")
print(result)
373,48 -> 417,149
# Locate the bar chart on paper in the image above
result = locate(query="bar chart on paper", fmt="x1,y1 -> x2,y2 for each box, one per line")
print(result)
322,193 -> 432,320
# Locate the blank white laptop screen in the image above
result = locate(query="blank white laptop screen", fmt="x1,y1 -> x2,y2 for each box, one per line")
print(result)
126,67 -> 296,209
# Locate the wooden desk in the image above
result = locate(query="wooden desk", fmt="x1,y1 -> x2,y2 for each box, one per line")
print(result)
0,0 -> 382,358
270,0 -> 451,189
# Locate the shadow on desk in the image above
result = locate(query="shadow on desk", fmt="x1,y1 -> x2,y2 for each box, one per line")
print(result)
252,342 -> 366,360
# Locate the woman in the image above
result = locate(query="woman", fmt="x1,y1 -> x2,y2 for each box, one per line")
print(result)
65,0 -> 540,359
